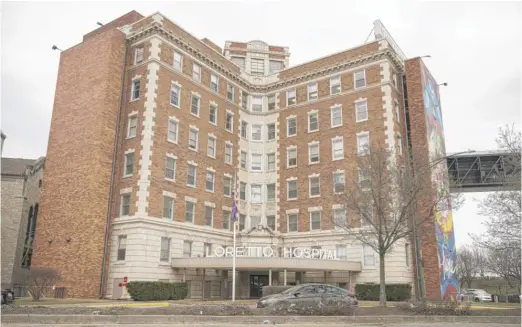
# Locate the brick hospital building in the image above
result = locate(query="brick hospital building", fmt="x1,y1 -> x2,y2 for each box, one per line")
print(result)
33,11 -> 457,300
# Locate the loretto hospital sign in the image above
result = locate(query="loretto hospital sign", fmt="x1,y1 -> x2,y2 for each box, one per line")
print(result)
206,246 -> 340,260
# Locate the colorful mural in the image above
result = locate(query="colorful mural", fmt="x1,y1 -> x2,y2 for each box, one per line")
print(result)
420,64 -> 459,301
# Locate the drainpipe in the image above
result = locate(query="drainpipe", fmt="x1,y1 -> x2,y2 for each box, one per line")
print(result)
99,41 -> 128,299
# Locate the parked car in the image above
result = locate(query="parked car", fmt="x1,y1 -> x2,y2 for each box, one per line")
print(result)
256,283 -> 358,308
460,289 -> 492,302
1,289 -> 14,305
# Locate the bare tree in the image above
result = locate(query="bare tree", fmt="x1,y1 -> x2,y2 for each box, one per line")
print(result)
332,146 -> 460,306
21,267 -> 62,300
454,245 -> 487,288
484,244 -> 521,292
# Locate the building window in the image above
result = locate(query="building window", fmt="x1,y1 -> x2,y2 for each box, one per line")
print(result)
185,201 -> 195,223
359,167 -> 371,190
405,243 -> 410,267
250,215 -> 261,227
232,56 -> 245,70
224,176 -> 232,197
121,194 -> 130,216
252,96 -> 262,112
336,245 -> 347,260
173,52 -> 182,71
124,152 -> 134,176
308,82 -> 318,101
131,79 -> 140,100
251,58 -> 264,76
252,124 -> 262,141
267,123 -> 276,141
225,112 -> 234,132
240,151 -> 247,169
363,245 -> 375,267
287,117 -> 297,136
210,74 -> 218,93
267,153 -> 276,171
334,208 -> 346,229
187,164 -> 197,187
204,243 -> 212,257
223,211 -> 231,230
227,84 -> 234,101
357,132 -> 370,156
241,91 -> 248,109
207,136 -> 216,158
333,171 -> 345,193
332,137 -> 344,160
183,240 -> 192,257
287,147 -> 297,167
160,237 -> 171,262
206,170 -> 215,192
269,60 -> 283,73
355,100 -> 368,122
192,63 -> 201,82
241,121 -> 248,139
354,70 -> 366,89
397,135 -> 403,154
288,214 -> 298,232
287,180 -> 298,200
170,84 -> 181,108
225,143 -> 233,164
395,100 -> 400,122
392,73 -> 398,87
287,89 -> 296,106
135,47 -> 144,64
191,94 -> 200,116
331,106 -> 342,127
189,128 -> 199,151
251,154 -> 262,171
251,184 -> 262,203
240,182 -> 246,200
168,119 -> 179,143
308,112 -> 319,132
127,115 -> 138,138
310,211 -> 321,230
205,206 -> 214,226
330,75 -> 341,95
362,204 -> 373,227
309,143 -> 320,164
239,214 -> 246,231
163,196 -> 174,219
267,215 -> 276,230
117,235 -> 127,260
165,156 -> 176,180
268,94 -> 275,111
309,176 -> 320,197
209,104 -> 217,125
267,183 -> 275,201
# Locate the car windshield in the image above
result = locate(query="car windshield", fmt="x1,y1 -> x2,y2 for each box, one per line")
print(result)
281,285 -> 302,294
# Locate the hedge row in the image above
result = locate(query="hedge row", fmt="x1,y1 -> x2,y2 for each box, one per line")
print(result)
355,283 -> 412,301
126,281 -> 188,301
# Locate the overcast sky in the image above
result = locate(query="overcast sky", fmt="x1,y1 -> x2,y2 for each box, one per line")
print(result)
1,0 -> 521,247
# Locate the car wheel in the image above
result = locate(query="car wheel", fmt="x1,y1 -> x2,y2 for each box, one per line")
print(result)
474,297 -> 480,302
6,292 -> 13,302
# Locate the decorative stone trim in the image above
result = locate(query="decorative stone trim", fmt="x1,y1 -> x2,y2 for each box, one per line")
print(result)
184,196 -> 198,203
163,191 -> 177,198
120,187 -> 132,194
204,201 -> 216,208
224,172 -> 232,178
172,80 -> 182,88
286,208 -> 299,214
222,205 -> 232,211
189,124 -> 199,131
166,153 -> 177,159
308,206 -> 323,212
125,148 -> 135,154
308,172 -> 320,178
332,204 -> 345,210
286,176 -> 297,181
188,160 -> 198,166
207,167 -> 216,172
128,110 -> 138,116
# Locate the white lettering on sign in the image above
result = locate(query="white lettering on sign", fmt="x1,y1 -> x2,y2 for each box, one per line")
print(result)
205,246 -> 339,260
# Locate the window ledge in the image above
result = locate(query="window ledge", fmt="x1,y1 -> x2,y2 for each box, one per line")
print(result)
165,178 -> 176,183
332,157 -> 344,161
126,136 -> 136,140
189,148 -> 198,153
167,139 -> 178,145
331,124 -> 343,128
114,261 -> 126,266
129,98 -> 139,103
309,195 -> 321,199
190,112 -> 201,118
158,262 -> 171,267
309,161 -> 320,166
170,103 -> 180,109
308,129 -> 319,134
123,174 -> 132,178
187,184 -> 196,188
356,119 -> 369,123
208,155 -> 216,159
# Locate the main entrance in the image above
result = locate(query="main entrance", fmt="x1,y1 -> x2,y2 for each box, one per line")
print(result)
249,275 -> 269,298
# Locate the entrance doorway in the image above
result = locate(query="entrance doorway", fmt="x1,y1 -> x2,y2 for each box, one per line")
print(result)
249,275 -> 269,298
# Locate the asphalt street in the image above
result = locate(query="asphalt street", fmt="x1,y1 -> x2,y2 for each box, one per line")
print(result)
2,324 -> 519,327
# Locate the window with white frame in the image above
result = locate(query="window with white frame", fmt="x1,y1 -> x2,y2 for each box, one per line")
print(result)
267,153 -> 276,171
336,245 -> 347,260
331,106 -> 342,127
393,73 -> 398,87
309,176 -> 320,197
188,128 -> 198,151
191,94 -> 200,116
240,151 -> 247,169
334,208 -> 346,229
163,196 -> 174,219
224,176 -> 232,197
168,119 -> 178,143
135,47 -> 144,64
239,182 -> 246,200
227,84 -> 234,101
251,184 -> 262,203
170,84 -> 181,107
308,82 -> 318,101
120,194 -> 130,216
288,214 -> 298,232
310,211 -> 321,230
165,156 -> 176,180
405,243 -> 410,267
267,215 -> 276,230
267,183 -> 275,201
287,147 -> 297,167
204,243 -> 212,257
395,100 -> 400,122
251,58 -> 264,76
330,75 -> 341,95
241,121 -> 248,139
359,167 -> 371,190
225,143 -> 233,164
241,91 -> 248,109
355,100 -> 368,122
232,57 -> 245,70
124,152 -> 134,176
223,211 -> 231,230
252,96 -> 262,112
267,123 -> 276,141
207,136 -> 216,158
192,63 -> 201,82
332,137 -> 344,160
187,164 -> 196,186
268,94 -> 275,111
357,132 -> 370,156
131,79 -> 140,100
269,60 -> 283,73
251,124 -> 262,141
210,74 -> 218,93
226,112 -> 234,132
206,170 -> 215,192
287,117 -> 297,136
309,143 -> 320,164
397,135 -> 403,154
333,171 -> 345,193
209,104 -> 217,125
287,89 -> 296,106
361,204 -> 373,227
308,111 -> 319,132
160,237 -> 171,262
287,180 -> 298,200
363,245 -> 375,267
239,214 -> 246,231
250,215 -> 261,227
183,240 -> 192,257
173,52 -> 182,71
251,154 -> 262,171
117,235 -> 127,260
204,206 -> 213,226
127,115 -> 138,138
354,70 -> 366,88
185,201 -> 195,223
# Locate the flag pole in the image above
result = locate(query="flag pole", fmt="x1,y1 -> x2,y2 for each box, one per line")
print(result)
231,170 -> 237,302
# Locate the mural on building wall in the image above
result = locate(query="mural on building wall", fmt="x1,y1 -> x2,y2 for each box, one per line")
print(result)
421,64 -> 459,301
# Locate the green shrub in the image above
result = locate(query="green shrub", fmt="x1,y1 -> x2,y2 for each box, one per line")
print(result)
262,285 -> 293,297
126,281 -> 188,301
355,283 -> 412,301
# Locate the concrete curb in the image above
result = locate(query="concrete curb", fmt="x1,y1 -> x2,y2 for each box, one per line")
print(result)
2,314 -> 521,325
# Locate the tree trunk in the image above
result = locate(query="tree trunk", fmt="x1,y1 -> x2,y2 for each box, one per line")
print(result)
379,252 -> 386,307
